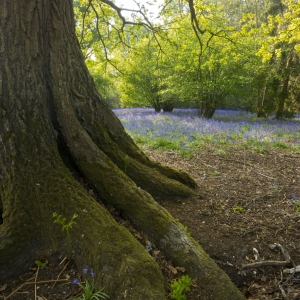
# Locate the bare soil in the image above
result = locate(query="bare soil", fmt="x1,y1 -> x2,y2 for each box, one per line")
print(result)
1,145 -> 300,300
149,145 -> 300,300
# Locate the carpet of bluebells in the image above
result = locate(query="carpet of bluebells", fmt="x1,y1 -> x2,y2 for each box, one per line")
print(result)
113,108 -> 300,153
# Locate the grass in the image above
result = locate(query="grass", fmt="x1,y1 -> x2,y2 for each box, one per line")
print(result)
114,108 -> 300,156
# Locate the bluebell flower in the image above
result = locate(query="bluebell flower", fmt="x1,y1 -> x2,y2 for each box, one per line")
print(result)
113,108 -> 300,149
83,266 -> 88,275
73,279 -> 79,284
91,270 -> 95,278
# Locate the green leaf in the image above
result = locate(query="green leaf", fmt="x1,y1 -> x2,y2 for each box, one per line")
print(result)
34,260 -> 48,268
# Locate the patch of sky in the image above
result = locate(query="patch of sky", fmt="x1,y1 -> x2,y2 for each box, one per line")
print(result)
113,108 -> 300,151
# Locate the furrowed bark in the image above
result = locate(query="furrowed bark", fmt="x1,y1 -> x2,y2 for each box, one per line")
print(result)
0,1 -> 167,298
0,1 -> 245,299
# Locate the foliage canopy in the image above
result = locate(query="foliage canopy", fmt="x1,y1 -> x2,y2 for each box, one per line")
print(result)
74,0 -> 300,118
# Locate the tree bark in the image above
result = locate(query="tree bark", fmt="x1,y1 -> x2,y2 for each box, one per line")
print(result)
0,1 -> 245,299
275,54 -> 293,120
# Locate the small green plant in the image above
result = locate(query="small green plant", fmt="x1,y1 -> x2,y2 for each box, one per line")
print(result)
34,260 -> 48,268
214,149 -> 228,156
180,151 -> 194,160
53,212 -> 78,256
253,146 -> 269,154
152,138 -> 179,150
170,275 -> 192,300
233,205 -> 244,212
211,171 -> 221,176
183,226 -> 191,238
73,266 -> 109,300
289,193 -> 300,212
274,141 -> 289,149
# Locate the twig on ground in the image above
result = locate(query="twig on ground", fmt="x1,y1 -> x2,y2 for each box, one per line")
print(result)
278,271 -> 288,299
283,265 -> 300,274
280,285 -> 288,299
275,228 -> 284,237
292,292 -> 300,300
242,243 -> 292,270
4,279 -> 69,299
268,268 -> 297,297
270,243 -> 292,262
52,259 -> 70,288
221,187 -> 231,199
243,243 -> 299,299
34,266 -> 40,300
59,257 -> 68,265
253,248 -> 261,262
255,171 -> 276,180
242,260 -> 292,269
279,284 -> 287,299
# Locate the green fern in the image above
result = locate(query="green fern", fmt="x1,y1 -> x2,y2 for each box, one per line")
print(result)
170,275 -> 192,300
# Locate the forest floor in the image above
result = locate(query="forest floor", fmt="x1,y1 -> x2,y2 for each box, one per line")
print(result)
1,145 -> 300,300
148,145 -> 300,300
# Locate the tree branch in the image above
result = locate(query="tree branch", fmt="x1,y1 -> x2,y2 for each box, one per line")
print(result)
188,0 -> 206,35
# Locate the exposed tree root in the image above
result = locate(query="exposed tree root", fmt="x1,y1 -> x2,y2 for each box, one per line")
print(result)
50,79 -> 245,299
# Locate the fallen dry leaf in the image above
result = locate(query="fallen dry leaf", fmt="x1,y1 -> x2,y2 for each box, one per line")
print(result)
176,267 -> 186,273
0,284 -> 7,292
153,250 -> 160,256
260,275 -> 267,282
251,283 -> 261,289
168,265 -> 178,275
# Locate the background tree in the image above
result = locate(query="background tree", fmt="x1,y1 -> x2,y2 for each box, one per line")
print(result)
0,1 -> 245,299
117,37 -> 181,112
73,0 -> 300,117
86,60 -> 120,108
74,0 -> 121,107
160,1 -> 246,118
117,39 -> 165,111
243,0 -> 300,118
263,0 -> 300,118
75,0 -> 299,118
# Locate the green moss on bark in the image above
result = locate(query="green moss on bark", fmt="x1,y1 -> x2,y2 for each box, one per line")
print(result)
84,119 -> 197,194
1,141 -> 167,298
158,223 -> 246,300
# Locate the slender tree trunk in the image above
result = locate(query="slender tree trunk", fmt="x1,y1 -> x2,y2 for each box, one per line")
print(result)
275,75 -> 289,119
275,55 -> 293,120
0,1 -> 245,299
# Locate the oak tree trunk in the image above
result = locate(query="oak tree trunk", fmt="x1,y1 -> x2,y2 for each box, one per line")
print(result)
0,1 -> 245,299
